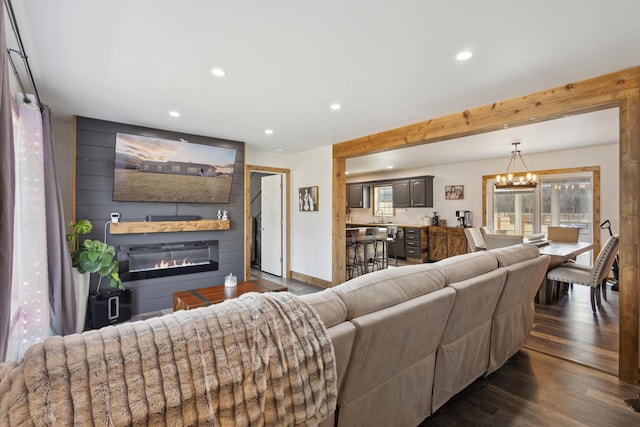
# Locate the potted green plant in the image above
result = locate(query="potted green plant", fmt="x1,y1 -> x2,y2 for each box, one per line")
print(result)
67,218 -> 123,290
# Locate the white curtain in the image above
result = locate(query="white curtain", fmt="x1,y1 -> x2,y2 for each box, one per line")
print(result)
6,95 -> 51,361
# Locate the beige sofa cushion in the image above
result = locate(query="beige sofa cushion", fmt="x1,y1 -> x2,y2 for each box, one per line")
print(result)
491,243 -> 541,266
436,250 -> 498,284
338,287 -> 456,427
333,263 -> 446,320
487,245 -> 550,374
431,268 -> 508,411
484,234 -> 524,250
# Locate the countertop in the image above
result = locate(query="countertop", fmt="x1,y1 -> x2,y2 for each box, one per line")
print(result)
347,222 -> 430,229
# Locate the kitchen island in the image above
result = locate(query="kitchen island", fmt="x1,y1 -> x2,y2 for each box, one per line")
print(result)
347,221 -> 467,263
346,222 -> 468,263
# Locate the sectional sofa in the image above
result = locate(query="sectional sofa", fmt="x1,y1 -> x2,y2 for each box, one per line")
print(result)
0,244 -> 548,426
301,243 -> 550,427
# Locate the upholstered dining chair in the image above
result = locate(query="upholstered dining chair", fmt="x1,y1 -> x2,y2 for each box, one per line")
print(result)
481,225 -> 495,235
546,234 -> 619,312
479,227 -> 524,250
547,226 -> 580,242
463,227 -> 486,252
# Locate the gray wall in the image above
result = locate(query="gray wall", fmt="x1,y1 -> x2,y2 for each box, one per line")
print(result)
75,117 -> 245,314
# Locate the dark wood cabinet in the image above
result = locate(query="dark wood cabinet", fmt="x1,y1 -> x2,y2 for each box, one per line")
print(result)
447,228 -> 468,257
392,177 -> 433,208
410,178 -> 428,207
405,227 -> 428,262
347,183 -> 370,208
392,181 -> 410,207
429,226 -> 468,261
428,226 -> 448,261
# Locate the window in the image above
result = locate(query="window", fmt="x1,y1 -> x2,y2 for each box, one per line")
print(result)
492,189 -> 535,236
540,178 -> 592,242
373,186 -> 394,218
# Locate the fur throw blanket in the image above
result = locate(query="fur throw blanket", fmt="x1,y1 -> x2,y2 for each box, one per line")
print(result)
0,292 -> 337,426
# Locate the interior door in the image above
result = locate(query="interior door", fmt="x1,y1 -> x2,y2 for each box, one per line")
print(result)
260,174 -> 283,276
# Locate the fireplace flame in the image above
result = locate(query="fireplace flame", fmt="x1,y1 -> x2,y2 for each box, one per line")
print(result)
154,258 -> 196,269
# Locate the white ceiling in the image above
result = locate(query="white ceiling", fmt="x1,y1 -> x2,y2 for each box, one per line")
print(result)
5,1 -> 637,173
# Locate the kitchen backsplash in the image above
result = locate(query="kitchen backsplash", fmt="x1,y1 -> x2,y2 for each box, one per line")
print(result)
347,207 -> 436,225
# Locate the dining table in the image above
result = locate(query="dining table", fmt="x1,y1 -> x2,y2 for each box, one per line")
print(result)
533,240 -> 594,304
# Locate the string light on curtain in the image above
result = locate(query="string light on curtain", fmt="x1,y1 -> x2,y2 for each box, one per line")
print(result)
495,142 -> 538,189
6,95 -> 50,360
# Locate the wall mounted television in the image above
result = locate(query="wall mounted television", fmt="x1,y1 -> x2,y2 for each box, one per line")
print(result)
113,133 -> 237,203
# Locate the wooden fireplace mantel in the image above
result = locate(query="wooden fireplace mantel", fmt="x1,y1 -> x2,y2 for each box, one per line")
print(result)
109,219 -> 230,234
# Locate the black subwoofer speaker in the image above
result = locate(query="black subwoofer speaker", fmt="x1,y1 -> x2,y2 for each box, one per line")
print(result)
87,289 -> 132,329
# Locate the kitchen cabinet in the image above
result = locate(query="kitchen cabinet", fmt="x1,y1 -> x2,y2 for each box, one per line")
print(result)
392,176 -> 433,208
405,227 -> 428,263
347,183 -> 370,208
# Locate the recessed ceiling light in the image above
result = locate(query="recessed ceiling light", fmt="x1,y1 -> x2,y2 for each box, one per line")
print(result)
345,171 -> 350,175
456,50 -> 473,61
265,129 -> 274,135
169,111 -> 180,117
386,165 -> 393,169
211,68 -> 226,77
274,147 -> 286,152
330,103 -> 341,111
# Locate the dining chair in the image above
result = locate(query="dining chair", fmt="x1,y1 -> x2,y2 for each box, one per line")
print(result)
546,225 -> 582,290
479,227 -> 524,249
546,235 -> 619,312
481,225 -> 495,235
463,227 -> 486,252
547,226 -> 580,242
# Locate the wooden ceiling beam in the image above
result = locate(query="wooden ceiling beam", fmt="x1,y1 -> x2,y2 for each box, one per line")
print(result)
333,67 -> 640,158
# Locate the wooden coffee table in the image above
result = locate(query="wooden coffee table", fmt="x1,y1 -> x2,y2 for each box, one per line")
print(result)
172,278 -> 288,311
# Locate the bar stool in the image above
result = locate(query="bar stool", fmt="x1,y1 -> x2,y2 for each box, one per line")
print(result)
370,227 -> 389,270
357,228 -> 377,273
386,225 -> 398,267
345,229 -> 361,280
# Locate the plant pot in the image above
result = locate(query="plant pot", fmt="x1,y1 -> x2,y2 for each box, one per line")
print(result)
72,268 -> 90,333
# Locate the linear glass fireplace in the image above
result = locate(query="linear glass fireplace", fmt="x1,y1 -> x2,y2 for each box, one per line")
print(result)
117,240 -> 219,281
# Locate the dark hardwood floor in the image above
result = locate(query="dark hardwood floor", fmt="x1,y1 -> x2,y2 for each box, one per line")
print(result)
526,283 -> 619,376
250,267 -> 324,295
420,349 -> 640,426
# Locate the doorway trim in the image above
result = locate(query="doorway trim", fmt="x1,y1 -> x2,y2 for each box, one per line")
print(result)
244,165 -> 291,281
331,66 -> 639,384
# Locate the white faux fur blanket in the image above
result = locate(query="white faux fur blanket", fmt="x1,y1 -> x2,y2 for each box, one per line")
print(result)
0,291 -> 337,426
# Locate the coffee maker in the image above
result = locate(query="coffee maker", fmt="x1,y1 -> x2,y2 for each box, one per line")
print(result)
456,210 -> 472,228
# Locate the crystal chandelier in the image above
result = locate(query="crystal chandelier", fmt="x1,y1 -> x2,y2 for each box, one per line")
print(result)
495,142 -> 538,189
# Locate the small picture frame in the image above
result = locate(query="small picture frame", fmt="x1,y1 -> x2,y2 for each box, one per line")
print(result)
445,185 -> 464,200
299,186 -> 319,211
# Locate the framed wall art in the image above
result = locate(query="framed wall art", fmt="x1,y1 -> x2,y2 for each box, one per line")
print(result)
445,185 -> 464,200
299,186 -> 319,211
